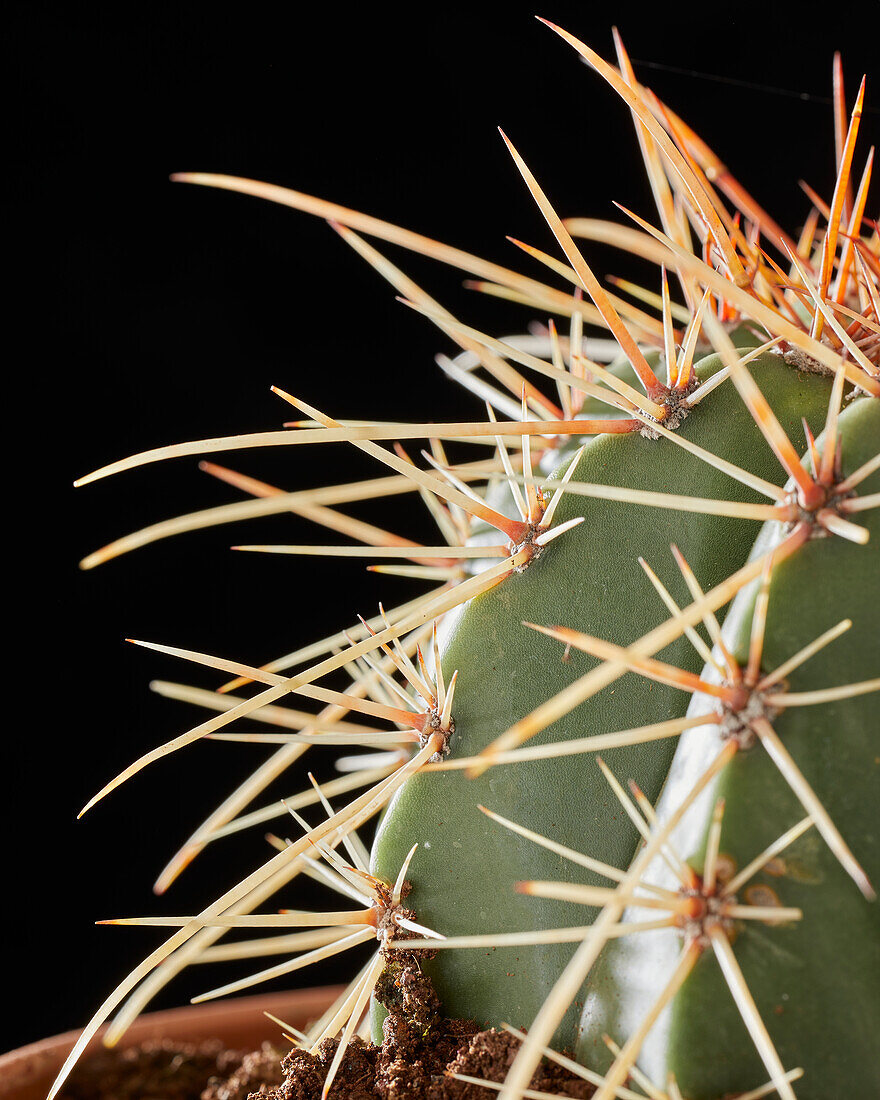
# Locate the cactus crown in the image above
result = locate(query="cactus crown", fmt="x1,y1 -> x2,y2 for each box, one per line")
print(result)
61,21 -> 877,1100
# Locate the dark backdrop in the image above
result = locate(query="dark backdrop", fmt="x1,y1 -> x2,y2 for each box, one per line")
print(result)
10,2 -> 877,1051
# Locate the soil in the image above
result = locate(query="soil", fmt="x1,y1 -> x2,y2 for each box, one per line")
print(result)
277,1019 -> 595,1099
59,937 -> 593,1098
59,1026 -> 593,1100
59,1038 -> 281,1100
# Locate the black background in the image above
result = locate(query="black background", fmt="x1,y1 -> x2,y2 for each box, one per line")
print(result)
10,2 -> 878,1052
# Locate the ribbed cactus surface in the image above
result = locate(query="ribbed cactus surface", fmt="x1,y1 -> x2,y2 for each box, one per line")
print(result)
372,354 -> 838,1039
575,398 -> 879,1098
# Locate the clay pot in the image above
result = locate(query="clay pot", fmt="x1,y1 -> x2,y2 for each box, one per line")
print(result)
0,986 -> 341,1100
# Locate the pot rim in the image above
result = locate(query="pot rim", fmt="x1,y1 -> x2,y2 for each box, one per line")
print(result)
0,985 -> 342,1100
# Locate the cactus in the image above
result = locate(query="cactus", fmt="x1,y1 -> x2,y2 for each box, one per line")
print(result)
59,20 -> 878,1100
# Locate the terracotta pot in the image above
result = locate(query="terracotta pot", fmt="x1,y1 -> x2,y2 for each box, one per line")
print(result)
0,986 -> 341,1100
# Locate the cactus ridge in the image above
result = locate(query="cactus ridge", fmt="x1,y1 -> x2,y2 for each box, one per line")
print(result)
60,23 -> 879,1100
575,399 -> 880,1100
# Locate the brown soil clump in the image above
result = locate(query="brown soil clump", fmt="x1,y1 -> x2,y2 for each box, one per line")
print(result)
263,1016 -> 593,1099
441,1028 -> 593,1099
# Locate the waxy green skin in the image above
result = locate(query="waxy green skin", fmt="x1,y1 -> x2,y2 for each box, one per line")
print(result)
578,399 -> 879,1098
372,353 -> 832,1042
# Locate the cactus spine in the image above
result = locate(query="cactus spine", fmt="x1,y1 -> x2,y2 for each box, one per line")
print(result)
63,21 -> 878,1100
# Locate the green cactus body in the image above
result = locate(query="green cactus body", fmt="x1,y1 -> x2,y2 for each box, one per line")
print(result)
372,353 -> 834,1040
577,398 -> 880,1097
